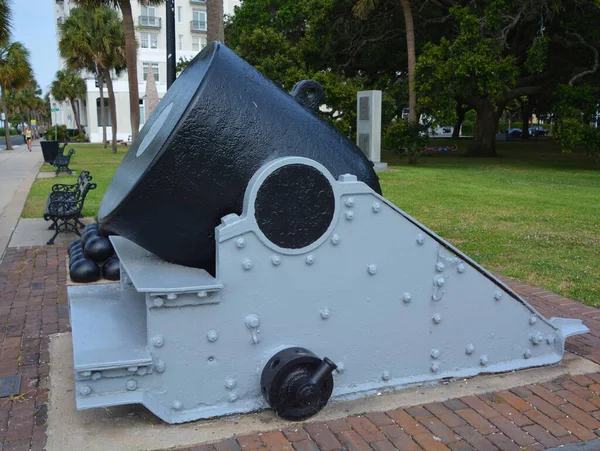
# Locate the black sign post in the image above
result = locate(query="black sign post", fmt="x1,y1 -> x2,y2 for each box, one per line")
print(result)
166,0 -> 176,89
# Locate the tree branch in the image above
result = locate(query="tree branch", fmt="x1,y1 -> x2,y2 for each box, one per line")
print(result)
566,32 -> 599,85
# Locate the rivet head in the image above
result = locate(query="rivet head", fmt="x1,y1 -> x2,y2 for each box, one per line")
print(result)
466,344 -> 474,355
382,370 -> 391,381
155,360 -> 166,373
480,355 -> 488,366
330,234 -> 340,245
529,316 -> 537,325
80,370 -> 92,378
271,255 -> 281,266
494,291 -> 503,301
91,372 -> 102,380
152,335 -> 164,348
434,276 -> 445,286
530,332 -> 544,345
402,292 -> 412,304
80,385 -> 91,396
127,366 -> 138,373
320,308 -> 330,320
245,314 -> 260,328
547,335 -> 555,345
345,211 -> 355,220
136,367 -> 147,376
166,293 -> 177,301
345,197 -> 355,207
524,349 -> 532,359
430,348 -> 440,359
430,362 -> 440,373
242,258 -> 253,270
236,237 -> 246,248
432,314 -> 442,324
207,330 -> 219,342
367,264 -> 378,275
225,378 -> 237,390
435,263 -> 445,273
172,400 -> 183,410
229,392 -> 238,402
457,263 -> 466,274
305,254 -> 315,265
336,362 -> 345,374
153,297 -> 165,307
416,233 -> 425,245
372,202 -> 381,213
126,380 -> 137,391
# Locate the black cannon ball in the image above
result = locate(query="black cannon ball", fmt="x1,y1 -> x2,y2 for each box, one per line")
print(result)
102,256 -> 120,281
84,236 -> 115,263
83,223 -> 99,234
69,253 -> 85,269
70,259 -> 101,283
81,229 -> 98,246
68,239 -> 82,252
70,248 -> 84,260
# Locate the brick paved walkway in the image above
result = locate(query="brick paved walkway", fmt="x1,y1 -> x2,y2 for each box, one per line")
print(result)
0,245 -> 599,450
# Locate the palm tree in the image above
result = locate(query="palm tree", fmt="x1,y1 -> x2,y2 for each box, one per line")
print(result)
73,0 -> 164,141
0,0 -> 11,46
0,42 -> 32,149
355,0 -> 417,123
206,0 -> 224,43
50,68 -> 86,135
59,6 -> 126,152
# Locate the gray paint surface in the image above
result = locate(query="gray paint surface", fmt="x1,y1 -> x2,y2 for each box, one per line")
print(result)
67,157 -> 589,423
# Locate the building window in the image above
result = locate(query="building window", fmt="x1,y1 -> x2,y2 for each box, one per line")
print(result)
178,34 -> 183,51
96,98 -> 111,127
141,32 -> 158,49
143,62 -> 160,82
192,36 -> 200,52
139,99 -> 145,126
141,5 -> 156,18
192,10 -> 207,31
177,6 -> 182,23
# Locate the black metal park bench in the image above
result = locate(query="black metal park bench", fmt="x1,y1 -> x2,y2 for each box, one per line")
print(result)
53,148 -> 75,175
44,171 -> 97,245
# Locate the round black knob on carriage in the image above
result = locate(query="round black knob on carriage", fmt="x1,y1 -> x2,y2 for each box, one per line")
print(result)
261,347 -> 336,421
97,42 -> 380,275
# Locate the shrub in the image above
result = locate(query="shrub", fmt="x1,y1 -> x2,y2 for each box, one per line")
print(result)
383,119 -> 428,164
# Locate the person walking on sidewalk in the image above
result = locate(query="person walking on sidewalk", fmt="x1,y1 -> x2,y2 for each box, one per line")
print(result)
24,126 -> 32,151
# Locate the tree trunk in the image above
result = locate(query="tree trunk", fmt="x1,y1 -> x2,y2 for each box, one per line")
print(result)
104,68 -> 118,153
99,72 -> 107,148
120,0 -> 140,141
19,112 -> 25,137
401,0 -> 417,125
69,97 -> 83,135
453,105 -> 467,139
521,101 -> 532,140
1,86 -> 12,150
467,100 -> 502,157
206,0 -> 224,43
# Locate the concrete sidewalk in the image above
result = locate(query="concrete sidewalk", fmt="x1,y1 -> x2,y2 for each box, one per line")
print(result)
0,142 -> 43,263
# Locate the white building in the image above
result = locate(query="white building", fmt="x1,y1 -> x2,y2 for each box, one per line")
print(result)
52,0 -> 230,143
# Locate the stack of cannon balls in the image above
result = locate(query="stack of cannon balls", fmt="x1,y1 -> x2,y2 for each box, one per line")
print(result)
68,223 -> 120,283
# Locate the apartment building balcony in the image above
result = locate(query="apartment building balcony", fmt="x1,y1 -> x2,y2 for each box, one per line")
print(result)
190,20 -> 207,32
190,0 -> 206,3
139,16 -> 162,29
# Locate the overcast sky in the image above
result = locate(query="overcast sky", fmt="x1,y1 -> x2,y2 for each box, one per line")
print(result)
13,0 -> 59,95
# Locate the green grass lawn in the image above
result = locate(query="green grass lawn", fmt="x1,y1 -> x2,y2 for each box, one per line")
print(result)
22,139 -> 600,306
22,144 -> 126,219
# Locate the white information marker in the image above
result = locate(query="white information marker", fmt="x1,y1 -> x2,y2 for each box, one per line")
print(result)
356,90 -> 387,172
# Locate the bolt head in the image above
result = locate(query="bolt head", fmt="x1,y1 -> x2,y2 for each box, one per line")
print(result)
345,197 -> 355,207
546,335 -> 555,345
126,380 -> 137,391
416,233 -> 425,245
367,264 -> 378,275
166,293 -> 177,301
236,237 -> 246,248
225,378 -> 237,390
336,362 -> 346,374
245,314 -> 260,328
524,349 -> 532,359
207,330 -> 219,342
80,385 -> 91,396
480,355 -> 488,366
435,263 -> 445,273
91,372 -> 101,380
431,348 -> 440,359
136,367 -> 147,376
381,370 -> 391,381
155,360 -> 166,373
242,258 -> 253,270
172,400 -> 183,410
457,263 -> 466,274
434,276 -> 445,286
153,297 -> 165,307
152,335 -> 164,347
530,332 -> 544,345
402,292 -> 412,304
271,255 -> 281,266
229,392 -> 238,402
320,308 -> 330,320
345,211 -> 355,220
372,202 -> 381,213
432,314 -> 442,324
430,362 -> 440,373
305,255 -> 315,265
494,291 -> 503,301
330,234 -> 340,245
465,344 -> 474,355
529,316 -> 537,325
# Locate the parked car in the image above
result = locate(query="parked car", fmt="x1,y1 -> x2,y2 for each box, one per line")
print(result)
529,126 -> 550,137
506,128 -> 523,137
